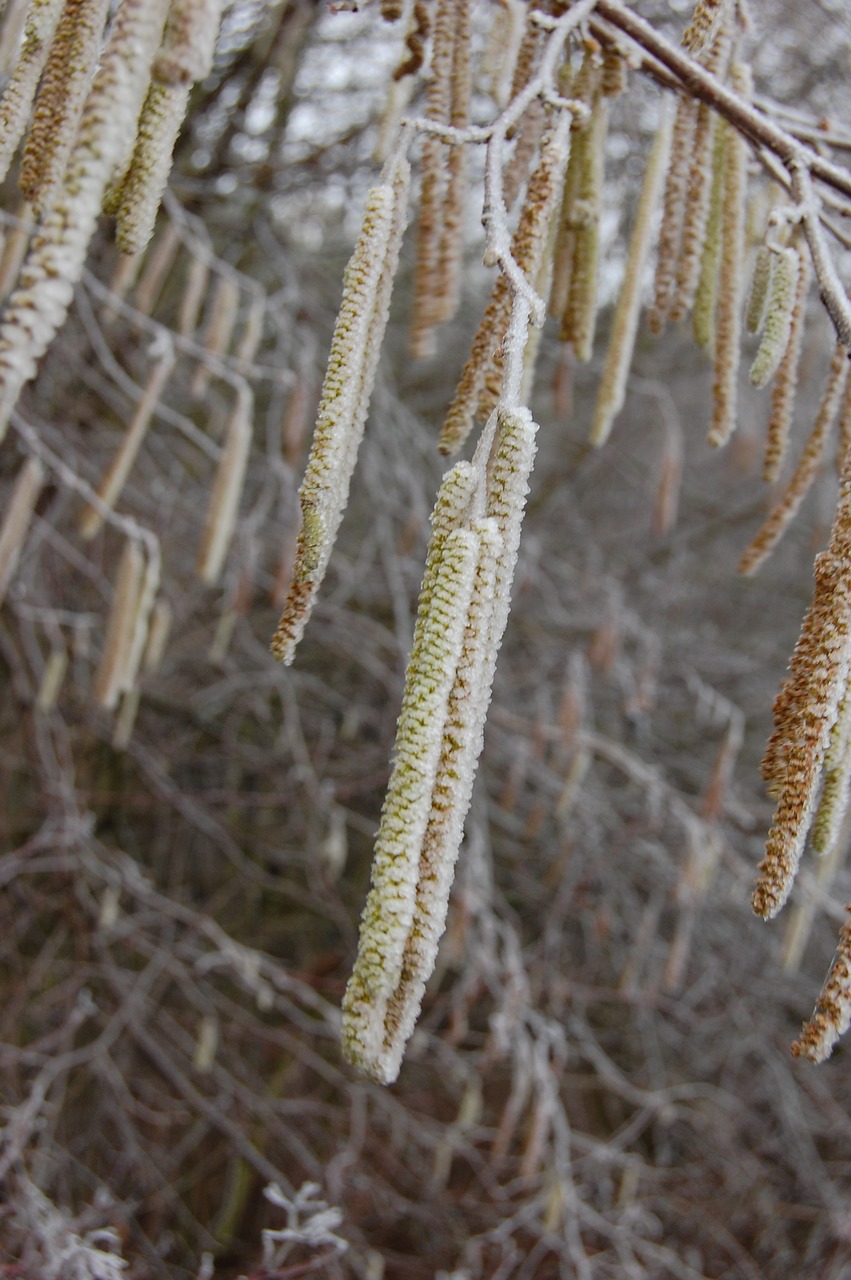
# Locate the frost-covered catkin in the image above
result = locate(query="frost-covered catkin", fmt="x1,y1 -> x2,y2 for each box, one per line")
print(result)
792,908 -> 851,1063
749,246 -> 799,389
342,507 -> 479,1084
745,243 -> 774,336
753,470 -> 851,919
0,0 -> 65,184
590,107 -> 673,446
271,161 -> 410,663
707,66 -> 749,450
740,344 -> 848,576
20,0 -> 111,213
440,115 -> 569,455
377,516 -> 502,1084
762,244 -> 810,483
114,0 -> 224,255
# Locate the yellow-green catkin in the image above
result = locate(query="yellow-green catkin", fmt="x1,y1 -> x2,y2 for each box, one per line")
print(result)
745,243 -> 774,336
342,512 -> 480,1084
590,106 -> 674,446
377,515 -> 502,1084
749,245 -> 799,389
560,97 -> 606,362
692,108 -> 727,353
271,160 -> 410,663
762,243 -> 811,483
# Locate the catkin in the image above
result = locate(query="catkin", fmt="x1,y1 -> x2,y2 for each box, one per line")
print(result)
79,342 -> 175,540
647,92 -> 698,334
762,243 -> 811,483
749,246 -> 799,389
20,0 -> 111,213
342,523 -> 480,1083
707,67 -> 750,450
0,0 -> 65,184
740,344 -> 848,575
0,454 -> 45,605
197,380 -> 253,584
745,243 -> 774,336
408,0 -> 453,358
792,908 -> 851,1063
271,160 -> 410,663
114,0 -> 224,255
692,114 -> 726,352
440,114 -> 570,455
377,516 -> 503,1083
93,537 -> 146,710
191,273 -> 240,395
753,486 -> 851,919
591,106 -> 674,446
811,683 -> 851,860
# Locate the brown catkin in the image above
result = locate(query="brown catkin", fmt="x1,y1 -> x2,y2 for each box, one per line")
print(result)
647,92 -> 698,334
0,0 -> 65,184
20,0 -> 111,212
753,456 -> 851,919
740,344 -> 849,576
439,113 -> 571,455
792,908 -> 851,1062
408,0 -> 454,358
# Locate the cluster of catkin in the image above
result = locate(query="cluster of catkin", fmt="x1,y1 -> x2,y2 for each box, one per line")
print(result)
277,0 -> 851,1077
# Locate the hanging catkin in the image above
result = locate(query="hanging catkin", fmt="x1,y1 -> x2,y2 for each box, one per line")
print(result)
114,0 -> 223,255
792,908 -> 851,1063
439,112 -> 571,456
707,66 -> 750,449
20,0 -> 111,213
762,243 -> 811,483
739,344 -> 848,576
0,0 -> 65,184
590,106 -> 674,446
271,159 -> 410,664
753,459 -> 851,920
